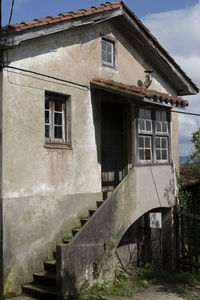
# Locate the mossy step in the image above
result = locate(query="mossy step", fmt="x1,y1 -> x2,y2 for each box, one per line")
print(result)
62,237 -> 72,244
80,218 -> 89,226
89,209 -> 97,216
33,271 -> 56,287
72,227 -> 81,236
96,200 -> 103,208
44,260 -> 56,273
22,283 -> 56,299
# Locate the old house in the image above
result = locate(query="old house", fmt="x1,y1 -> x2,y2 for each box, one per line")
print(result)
0,1 -> 198,299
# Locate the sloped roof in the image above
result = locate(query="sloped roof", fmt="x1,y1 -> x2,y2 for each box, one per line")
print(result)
91,78 -> 188,107
1,1 -> 198,95
2,2 -> 122,36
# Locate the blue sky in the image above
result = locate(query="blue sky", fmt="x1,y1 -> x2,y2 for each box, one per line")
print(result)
2,0 -> 200,156
2,0 -> 199,25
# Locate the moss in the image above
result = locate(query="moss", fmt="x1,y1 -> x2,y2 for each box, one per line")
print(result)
4,271 -> 19,298
93,256 -> 103,279
80,280 -> 89,293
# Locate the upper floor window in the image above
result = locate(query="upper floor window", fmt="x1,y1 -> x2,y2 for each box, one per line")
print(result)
45,92 -> 71,146
101,38 -> 115,67
137,107 -> 170,163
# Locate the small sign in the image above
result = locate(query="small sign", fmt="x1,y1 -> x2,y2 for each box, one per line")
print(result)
150,212 -> 162,228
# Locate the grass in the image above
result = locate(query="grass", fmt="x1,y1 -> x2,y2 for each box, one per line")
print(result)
80,263 -> 200,299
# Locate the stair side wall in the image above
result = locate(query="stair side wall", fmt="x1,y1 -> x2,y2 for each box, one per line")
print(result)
57,164 -> 176,298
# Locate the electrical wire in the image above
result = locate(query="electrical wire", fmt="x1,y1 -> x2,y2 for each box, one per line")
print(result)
3,64 -> 90,89
171,110 -> 200,117
2,0 -> 15,48
8,0 -> 15,25
3,65 -> 200,113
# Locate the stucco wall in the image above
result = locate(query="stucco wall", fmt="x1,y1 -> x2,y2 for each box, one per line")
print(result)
1,20 -> 179,296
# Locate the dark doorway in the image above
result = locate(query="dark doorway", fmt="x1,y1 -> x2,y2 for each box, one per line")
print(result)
101,102 -> 127,197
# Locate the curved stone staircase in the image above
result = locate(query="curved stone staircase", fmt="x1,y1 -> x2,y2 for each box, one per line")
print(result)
22,165 -> 175,299
22,200 -> 104,299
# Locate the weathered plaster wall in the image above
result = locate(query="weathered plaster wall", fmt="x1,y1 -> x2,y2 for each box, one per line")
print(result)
3,192 -> 101,297
2,20 -> 179,296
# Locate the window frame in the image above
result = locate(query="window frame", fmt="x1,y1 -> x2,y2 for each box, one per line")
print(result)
101,37 -> 116,68
136,106 -> 171,165
45,92 -> 71,148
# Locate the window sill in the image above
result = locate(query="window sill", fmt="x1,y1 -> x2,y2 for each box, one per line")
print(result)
101,63 -> 116,70
44,143 -> 72,150
133,161 -> 172,167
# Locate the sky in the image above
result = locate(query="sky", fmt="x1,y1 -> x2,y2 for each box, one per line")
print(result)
2,0 -> 200,156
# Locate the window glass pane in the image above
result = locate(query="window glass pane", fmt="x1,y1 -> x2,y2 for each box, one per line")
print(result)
55,102 -> 62,112
156,138 -> 160,148
45,125 -> 50,138
139,149 -> 144,160
45,99 -> 49,109
139,120 -> 145,131
102,41 -> 106,51
162,150 -> 167,160
145,109 -> 151,119
145,149 -> 151,160
106,42 -> 112,53
156,150 -> 161,160
156,121 -> 161,132
139,108 -> 144,118
156,111 -> 161,121
45,110 -> 49,124
162,138 -> 167,148
162,122 -> 167,133
107,53 -> 112,63
102,51 -> 106,62
54,126 -> 62,139
146,120 -> 151,131
145,137 -> 150,148
54,112 -> 62,125
139,137 -> 144,148
162,111 -> 167,121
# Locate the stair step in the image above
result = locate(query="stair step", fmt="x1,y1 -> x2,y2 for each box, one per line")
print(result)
44,260 -> 56,273
80,218 -> 89,226
72,227 -> 81,236
33,272 -> 56,287
89,209 -> 97,216
22,283 -> 56,299
97,200 -> 103,208
62,237 -> 71,244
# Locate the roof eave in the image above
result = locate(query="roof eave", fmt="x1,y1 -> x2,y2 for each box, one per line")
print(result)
121,9 -> 198,96
1,7 -> 123,47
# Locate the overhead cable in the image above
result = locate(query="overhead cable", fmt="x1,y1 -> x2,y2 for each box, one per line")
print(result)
2,64 -> 90,89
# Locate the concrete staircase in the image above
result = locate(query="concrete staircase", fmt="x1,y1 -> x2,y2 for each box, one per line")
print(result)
22,200 -> 104,299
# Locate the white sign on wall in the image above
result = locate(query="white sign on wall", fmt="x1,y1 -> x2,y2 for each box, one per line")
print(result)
149,212 -> 162,228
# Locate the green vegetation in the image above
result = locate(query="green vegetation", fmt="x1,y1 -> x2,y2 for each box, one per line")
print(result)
176,172 -> 193,210
80,263 -> 200,299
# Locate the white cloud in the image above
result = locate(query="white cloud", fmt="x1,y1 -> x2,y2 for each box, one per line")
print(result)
143,2 -> 200,156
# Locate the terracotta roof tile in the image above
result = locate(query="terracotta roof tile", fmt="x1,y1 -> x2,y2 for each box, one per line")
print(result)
91,78 -> 188,107
2,2 -> 122,37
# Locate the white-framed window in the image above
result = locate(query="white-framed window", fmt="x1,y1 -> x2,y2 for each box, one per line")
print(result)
156,111 -> 168,134
138,136 -> 152,161
101,38 -> 115,67
138,108 -> 152,133
137,107 -> 170,163
155,137 -> 168,161
45,92 -> 70,145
